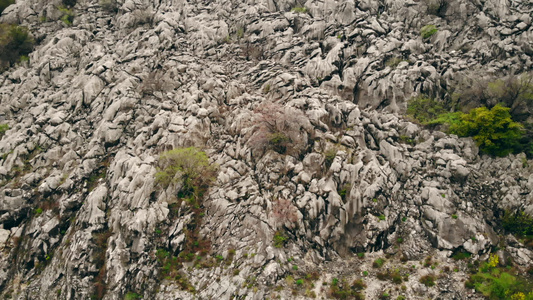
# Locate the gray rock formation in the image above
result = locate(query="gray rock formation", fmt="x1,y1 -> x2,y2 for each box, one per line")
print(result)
0,0 -> 532,299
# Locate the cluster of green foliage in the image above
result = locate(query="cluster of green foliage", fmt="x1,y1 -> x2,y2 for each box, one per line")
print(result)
373,258 -> 386,268
452,251 -> 472,260
0,0 -> 14,14
465,256 -> 533,300
155,147 -> 217,201
269,132 -> 290,153
291,6 -> 307,13
0,123 -> 8,138
500,210 -> 533,237
420,274 -> 436,287
420,25 -> 438,39
448,105 -> 523,156
59,6 -> 74,25
450,73 -> 533,156
329,278 -> 365,300
407,96 -> 524,156
273,230 -> 288,248
124,292 -> 141,300
0,23 -> 34,67
406,96 -> 447,124
154,148 -> 218,288
155,249 -> 197,292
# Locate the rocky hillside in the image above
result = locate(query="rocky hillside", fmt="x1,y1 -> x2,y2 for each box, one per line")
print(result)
0,0 -> 532,299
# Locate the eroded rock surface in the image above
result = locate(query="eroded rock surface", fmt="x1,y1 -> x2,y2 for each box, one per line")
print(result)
0,0 -> 532,299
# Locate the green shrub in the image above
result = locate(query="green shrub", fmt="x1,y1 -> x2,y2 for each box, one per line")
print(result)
0,123 -> 8,137
0,0 -> 15,15
468,266 -> 533,300
448,105 -> 523,156
329,277 -> 365,300
0,24 -> 34,67
500,210 -> 533,237
124,292 -> 141,300
59,6 -> 74,25
421,25 -> 438,39
373,258 -> 386,268
420,274 -> 436,287
273,230 -> 288,248
155,147 -> 217,200
406,96 -> 447,124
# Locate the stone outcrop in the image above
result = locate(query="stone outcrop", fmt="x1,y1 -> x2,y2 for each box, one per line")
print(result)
0,0 -> 532,299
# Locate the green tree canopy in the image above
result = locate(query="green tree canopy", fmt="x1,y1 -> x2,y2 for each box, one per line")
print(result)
449,105 -> 523,156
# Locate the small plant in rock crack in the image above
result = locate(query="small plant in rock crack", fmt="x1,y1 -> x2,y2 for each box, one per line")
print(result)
58,6 -> 74,25
0,124 -> 8,137
248,102 -> 313,157
421,25 -> 438,39
419,274 -> 436,287
273,230 -> 288,248
373,258 -> 386,268
291,6 -> 308,14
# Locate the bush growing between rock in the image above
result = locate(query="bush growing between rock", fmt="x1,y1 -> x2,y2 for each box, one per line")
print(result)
0,123 -> 8,137
408,95 -> 524,156
487,73 -> 533,122
500,210 -> 533,237
452,73 -> 533,121
273,230 -> 288,248
420,25 -> 438,39
0,24 -> 34,68
448,105 -> 523,156
249,103 -> 312,156
466,261 -> 533,300
406,96 -> 447,124
59,6 -> 74,25
155,147 -> 217,201
272,198 -> 298,229
419,274 -> 436,287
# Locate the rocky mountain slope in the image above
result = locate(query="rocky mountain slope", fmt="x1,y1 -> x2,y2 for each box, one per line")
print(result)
0,0 -> 532,299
